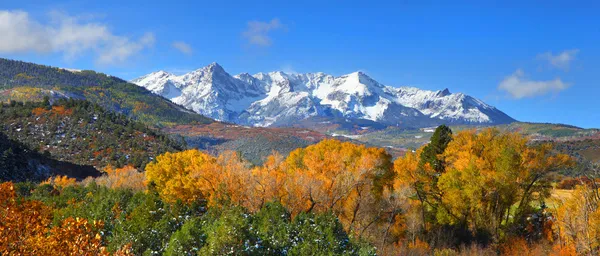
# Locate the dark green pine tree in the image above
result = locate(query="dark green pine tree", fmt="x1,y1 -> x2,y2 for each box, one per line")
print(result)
414,125 -> 454,230
419,124 -> 453,173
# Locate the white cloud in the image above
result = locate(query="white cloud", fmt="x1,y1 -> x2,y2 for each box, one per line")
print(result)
498,69 -> 569,99
96,32 -> 155,65
537,49 -> 579,71
0,10 -> 154,65
242,18 -> 286,47
172,41 -> 193,55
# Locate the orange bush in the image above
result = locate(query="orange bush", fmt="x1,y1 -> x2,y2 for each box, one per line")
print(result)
30,217 -> 108,255
52,105 -> 71,115
550,243 -> 577,256
0,182 -> 107,255
31,107 -> 49,116
0,182 -> 53,254
97,165 -> 146,190
500,238 -> 530,256
42,175 -> 77,189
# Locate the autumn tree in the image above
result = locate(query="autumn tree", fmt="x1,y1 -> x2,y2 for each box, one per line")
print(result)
553,183 -> 600,254
0,182 -> 108,255
91,165 -> 146,190
145,149 -> 221,204
145,149 -> 254,207
440,129 -> 572,242
0,182 -> 52,254
280,139 -> 396,237
390,149 -> 425,246
38,217 -> 108,255
397,125 -> 453,234
395,128 -> 574,246
42,175 -> 77,189
249,152 -> 286,211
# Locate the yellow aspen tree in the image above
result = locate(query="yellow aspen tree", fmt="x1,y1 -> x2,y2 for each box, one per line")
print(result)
145,149 -> 222,204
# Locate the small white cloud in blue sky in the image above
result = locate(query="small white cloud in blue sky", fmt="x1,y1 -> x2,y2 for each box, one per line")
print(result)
242,18 -> 286,47
0,10 -> 154,65
537,49 -> 579,71
498,69 -> 569,99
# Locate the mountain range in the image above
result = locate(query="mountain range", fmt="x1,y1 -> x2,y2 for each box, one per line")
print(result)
0,57 -> 597,172
132,63 -> 515,128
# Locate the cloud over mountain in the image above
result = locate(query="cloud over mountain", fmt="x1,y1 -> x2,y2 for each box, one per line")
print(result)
242,18 -> 286,47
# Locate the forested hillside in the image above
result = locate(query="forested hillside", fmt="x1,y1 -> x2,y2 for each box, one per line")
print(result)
0,58 -> 212,126
0,98 -> 184,170
0,131 -> 101,182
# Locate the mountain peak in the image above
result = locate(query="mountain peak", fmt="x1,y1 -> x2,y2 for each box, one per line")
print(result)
156,70 -> 174,76
347,71 -> 375,80
342,71 -> 381,89
192,62 -> 226,74
208,62 -> 221,67
437,88 -> 451,97
208,62 -> 225,71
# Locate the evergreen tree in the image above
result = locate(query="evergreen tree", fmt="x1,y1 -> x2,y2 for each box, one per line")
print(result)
419,124 -> 453,173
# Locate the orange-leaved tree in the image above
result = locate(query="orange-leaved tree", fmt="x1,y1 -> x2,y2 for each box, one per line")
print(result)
0,182 -> 53,254
250,152 -> 286,211
394,128 -> 574,245
434,129 -> 572,241
95,165 -> 146,190
280,139 -> 396,236
0,182 -> 108,255
145,149 -> 254,206
553,183 -> 600,255
42,175 -> 77,189
145,149 -> 222,204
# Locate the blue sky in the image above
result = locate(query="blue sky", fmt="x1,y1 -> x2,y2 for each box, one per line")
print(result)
1,1 -> 599,128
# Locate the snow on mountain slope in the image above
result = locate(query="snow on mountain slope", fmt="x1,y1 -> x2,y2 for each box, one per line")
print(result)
132,63 -> 515,127
132,63 -> 263,121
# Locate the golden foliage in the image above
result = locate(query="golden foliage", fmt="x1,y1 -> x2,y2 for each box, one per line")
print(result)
32,107 -> 49,116
114,243 -> 135,256
51,105 -> 74,116
145,149 -> 256,207
145,149 -> 224,204
142,130 -> 578,253
0,182 -> 52,254
144,140 -> 396,238
408,238 -> 430,254
394,128 -> 574,243
279,139 -> 395,234
38,217 -> 108,255
553,184 -> 600,254
42,175 -> 77,189
93,165 -> 146,190
0,182 -> 107,255
250,152 -> 286,210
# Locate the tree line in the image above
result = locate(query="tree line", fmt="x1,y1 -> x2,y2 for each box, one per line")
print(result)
2,126 -> 598,255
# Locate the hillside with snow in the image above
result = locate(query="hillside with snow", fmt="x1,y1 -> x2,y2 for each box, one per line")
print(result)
132,63 -> 515,128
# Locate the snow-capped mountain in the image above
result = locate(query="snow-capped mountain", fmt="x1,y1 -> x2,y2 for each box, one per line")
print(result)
132,63 -> 515,127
